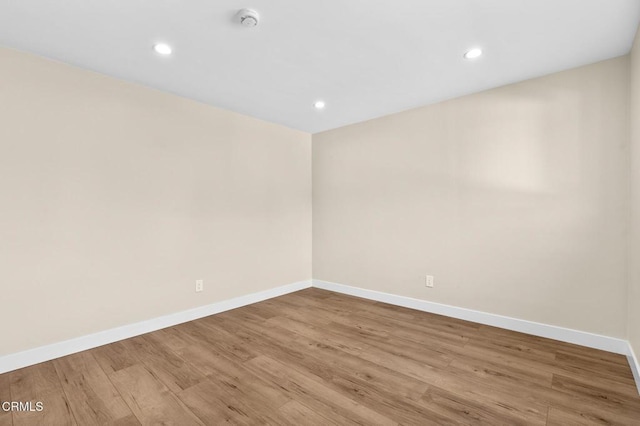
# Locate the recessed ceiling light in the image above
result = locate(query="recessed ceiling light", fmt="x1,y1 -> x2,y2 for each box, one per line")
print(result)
464,48 -> 483,60
153,43 -> 172,56
314,100 -> 326,110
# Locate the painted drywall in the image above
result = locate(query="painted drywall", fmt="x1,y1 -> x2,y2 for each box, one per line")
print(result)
630,28 -> 640,358
313,57 -> 630,338
0,46 -> 311,357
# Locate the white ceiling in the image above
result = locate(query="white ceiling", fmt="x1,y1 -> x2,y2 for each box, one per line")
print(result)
0,1 -> 639,133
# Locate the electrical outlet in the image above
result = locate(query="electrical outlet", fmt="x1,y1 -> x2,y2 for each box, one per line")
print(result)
426,275 -> 434,288
195,279 -> 204,292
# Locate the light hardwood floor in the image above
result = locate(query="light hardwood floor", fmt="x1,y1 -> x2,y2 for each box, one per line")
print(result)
1,288 -> 639,425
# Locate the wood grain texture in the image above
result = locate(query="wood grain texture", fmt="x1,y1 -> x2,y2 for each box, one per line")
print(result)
108,364 -> 202,425
53,352 -> 136,425
1,288 -> 639,425
0,373 -> 12,426
9,363 -> 76,426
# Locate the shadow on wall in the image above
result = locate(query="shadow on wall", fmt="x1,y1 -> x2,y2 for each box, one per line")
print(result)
459,89 -> 583,194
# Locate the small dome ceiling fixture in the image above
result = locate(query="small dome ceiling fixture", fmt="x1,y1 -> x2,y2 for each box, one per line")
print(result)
153,43 -> 172,55
464,48 -> 483,60
237,8 -> 260,27
314,100 -> 326,110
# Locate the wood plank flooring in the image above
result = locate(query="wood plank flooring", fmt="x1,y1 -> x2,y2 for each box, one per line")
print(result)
1,288 -> 639,425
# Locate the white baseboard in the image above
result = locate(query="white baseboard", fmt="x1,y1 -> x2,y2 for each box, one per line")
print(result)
628,344 -> 640,395
0,280 -> 312,375
3,277 -> 638,396
312,279 -> 630,355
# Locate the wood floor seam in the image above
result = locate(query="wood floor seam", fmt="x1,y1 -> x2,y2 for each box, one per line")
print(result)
91,351 -> 141,425
50,361 -> 80,426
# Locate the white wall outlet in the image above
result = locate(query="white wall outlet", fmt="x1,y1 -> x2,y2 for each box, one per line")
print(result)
195,279 -> 204,292
426,275 -> 434,288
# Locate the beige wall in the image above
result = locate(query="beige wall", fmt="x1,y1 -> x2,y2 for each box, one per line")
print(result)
313,57 -> 630,338
630,28 -> 640,356
0,47 -> 312,356
1,40 -> 635,358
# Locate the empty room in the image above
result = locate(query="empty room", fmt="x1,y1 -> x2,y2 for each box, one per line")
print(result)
2,0 -> 640,425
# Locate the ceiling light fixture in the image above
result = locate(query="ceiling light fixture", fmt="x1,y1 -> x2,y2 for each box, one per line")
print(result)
314,100 -> 326,110
153,43 -> 172,55
464,48 -> 483,60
